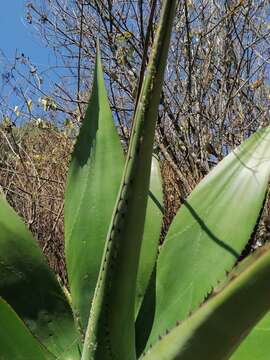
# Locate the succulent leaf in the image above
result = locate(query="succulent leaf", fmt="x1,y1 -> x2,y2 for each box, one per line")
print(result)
0,196 -> 79,359
230,311 -> 270,360
0,298 -> 54,360
136,155 -> 163,317
136,267 -> 157,357
227,249 -> 270,360
142,244 -> 270,360
64,43 -> 125,332
147,126 -> 270,347
81,2 -> 177,359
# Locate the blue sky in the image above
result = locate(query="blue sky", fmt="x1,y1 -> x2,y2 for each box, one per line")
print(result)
0,1 -> 51,67
0,2 -> 58,123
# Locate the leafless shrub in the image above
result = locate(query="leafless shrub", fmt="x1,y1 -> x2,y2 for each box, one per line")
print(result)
0,123 -> 71,281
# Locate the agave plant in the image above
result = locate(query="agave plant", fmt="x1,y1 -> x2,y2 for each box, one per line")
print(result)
1,1 -> 270,359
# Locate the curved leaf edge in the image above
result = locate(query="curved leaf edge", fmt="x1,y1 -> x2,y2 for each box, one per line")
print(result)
0,297 -> 56,360
141,243 -> 270,359
147,125 -> 270,347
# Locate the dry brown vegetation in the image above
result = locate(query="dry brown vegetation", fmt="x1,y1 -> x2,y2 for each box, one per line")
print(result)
0,123 -> 71,280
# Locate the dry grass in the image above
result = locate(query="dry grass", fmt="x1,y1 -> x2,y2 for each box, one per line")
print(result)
0,123 -> 72,282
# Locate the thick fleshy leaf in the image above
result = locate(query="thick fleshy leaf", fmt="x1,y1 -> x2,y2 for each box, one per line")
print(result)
135,155 -> 163,317
81,2 -> 177,359
228,248 -> 270,360
0,298 -> 54,360
230,312 -> 270,360
136,268 -> 157,357
64,45 -> 124,332
142,244 -> 270,360
214,245 -> 270,360
147,126 -> 270,347
0,196 -> 79,359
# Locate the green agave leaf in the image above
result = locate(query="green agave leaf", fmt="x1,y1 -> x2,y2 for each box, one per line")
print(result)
228,248 -> 270,360
230,312 -> 270,360
0,196 -> 79,359
141,244 -> 270,360
82,2 -> 177,359
147,126 -> 270,347
207,244 -> 270,360
136,267 -> 157,357
135,155 -> 163,317
0,298 -> 54,360
64,44 -> 125,332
